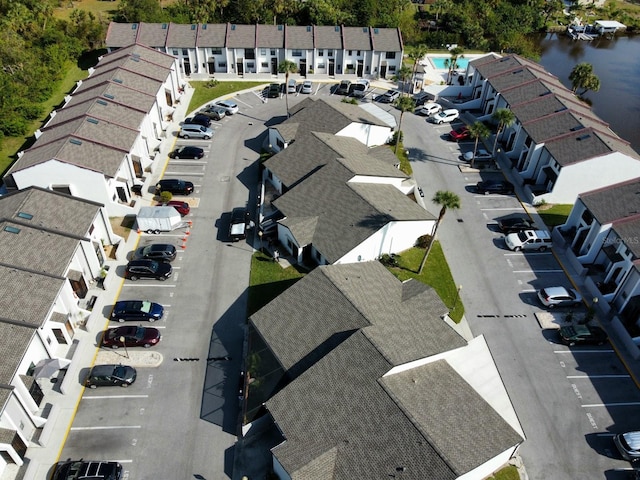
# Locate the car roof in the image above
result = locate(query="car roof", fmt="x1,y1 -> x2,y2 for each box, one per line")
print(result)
622,432 -> 640,451
218,100 -> 237,107
443,109 -> 459,114
542,286 -> 571,296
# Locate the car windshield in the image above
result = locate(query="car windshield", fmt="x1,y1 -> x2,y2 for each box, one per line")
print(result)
134,327 -> 145,340
140,301 -> 152,313
113,366 -> 127,378
516,231 -> 529,242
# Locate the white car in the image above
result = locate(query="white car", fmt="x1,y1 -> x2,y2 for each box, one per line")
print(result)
537,286 -> 582,308
214,100 -> 239,115
416,102 -> 442,116
463,149 -> 493,162
301,80 -> 313,94
429,108 -> 460,124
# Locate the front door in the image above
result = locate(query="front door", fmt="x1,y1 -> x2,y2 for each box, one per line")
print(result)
300,59 -> 307,77
183,60 -> 191,76
237,60 -> 244,76
208,59 -> 215,74
380,64 -> 387,79
329,60 -> 335,76
271,58 -> 278,75
357,60 -> 363,77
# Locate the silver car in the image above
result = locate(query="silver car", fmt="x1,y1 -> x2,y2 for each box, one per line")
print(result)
614,431 -> 640,460
301,80 -> 313,94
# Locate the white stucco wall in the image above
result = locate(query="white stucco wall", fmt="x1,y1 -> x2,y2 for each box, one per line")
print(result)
12,160 -> 136,217
335,220 -> 434,264
336,123 -> 391,147
538,153 -> 640,204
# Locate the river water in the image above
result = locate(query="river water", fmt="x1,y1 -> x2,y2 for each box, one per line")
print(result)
537,33 -> 640,153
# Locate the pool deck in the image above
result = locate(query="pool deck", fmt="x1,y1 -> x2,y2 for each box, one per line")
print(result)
421,53 -> 492,85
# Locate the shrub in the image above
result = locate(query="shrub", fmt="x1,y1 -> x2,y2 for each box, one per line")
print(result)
415,234 -> 432,249
160,191 -> 173,203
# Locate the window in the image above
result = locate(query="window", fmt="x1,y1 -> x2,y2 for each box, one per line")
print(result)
260,49 -> 266,55
218,62 -> 226,68
212,48 -> 222,55
318,49 -> 324,56
277,138 -> 285,149
292,49 -> 302,57
317,63 -> 325,69
389,65 -> 396,72
348,50 -> 353,55
328,50 -> 334,57
357,50 -> 361,56
182,49 -> 188,56
245,48 -> 255,59
385,52 -> 397,59
261,62 -> 269,68
172,50 -> 179,56
247,62 -> 255,69
270,49 -> 276,56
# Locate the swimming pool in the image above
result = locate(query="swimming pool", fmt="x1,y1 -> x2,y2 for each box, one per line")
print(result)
430,56 -> 470,70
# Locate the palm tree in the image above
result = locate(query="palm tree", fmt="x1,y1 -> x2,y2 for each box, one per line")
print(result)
407,44 -> 428,92
419,190 -> 461,274
432,0 -> 453,23
278,60 -> 298,117
467,121 -> 490,168
394,96 -> 416,154
491,108 -> 516,156
394,64 -> 413,95
444,47 -> 464,85
569,62 -> 601,96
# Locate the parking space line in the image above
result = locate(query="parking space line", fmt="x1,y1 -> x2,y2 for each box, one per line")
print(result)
121,284 -> 176,287
480,208 -> 527,211
567,374 -> 630,378
162,172 -> 204,176
554,349 -> 614,353
168,160 -> 207,165
71,425 -> 142,430
582,402 -> 640,407
513,269 -> 564,273
82,394 -> 149,399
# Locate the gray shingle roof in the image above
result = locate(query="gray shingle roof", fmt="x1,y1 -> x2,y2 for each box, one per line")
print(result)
611,218 -> 640,258
313,25 -> 343,49
380,360 -> 524,476
342,27 -> 372,50
46,96 -> 146,131
285,26 -> 314,49
227,23 -> 256,48
0,323 -> 36,384
76,66 -> 163,97
369,27 -> 403,51
274,161 -> 433,263
543,128 -> 615,166
105,22 -> 140,48
256,24 -> 285,48
196,23 -> 227,47
136,22 -> 170,47
101,43 -> 176,70
166,23 -> 198,47
580,178 -> 640,224
267,332 -> 458,480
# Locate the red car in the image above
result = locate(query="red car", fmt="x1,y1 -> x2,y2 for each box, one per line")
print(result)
164,200 -> 190,216
102,326 -> 161,349
449,126 -> 470,141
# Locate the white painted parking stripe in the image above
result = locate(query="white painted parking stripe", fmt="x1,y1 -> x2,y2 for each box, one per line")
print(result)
113,460 -> 134,464
513,269 -> 563,273
82,395 -> 149,399
234,98 -> 254,108
162,172 -> 204,176
169,160 -> 207,164
521,289 -> 537,293
480,208 -> 527,211
582,402 -> 640,407
567,375 -> 630,378
122,284 -> 176,287
554,349 -> 614,353
71,425 -> 142,430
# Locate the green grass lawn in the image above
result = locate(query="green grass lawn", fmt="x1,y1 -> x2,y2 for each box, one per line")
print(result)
486,465 -> 520,480
187,81 -> 267,115
53,0 -> 120,20
247,251 -> 305,316
537,204 -> 573,228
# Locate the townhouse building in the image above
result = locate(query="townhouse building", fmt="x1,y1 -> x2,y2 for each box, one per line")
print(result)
104,22 -> 403,80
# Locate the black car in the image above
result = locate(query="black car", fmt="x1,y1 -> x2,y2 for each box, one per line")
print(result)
559,324 -> 608,346
229,207 -> 250,241
155,179 -> 194,195
53,460 -> 123,480
497,215 -> 535,233
267,83 -> 280,98
111,300 -> 164,322
85,364 -> 137,388
476,180 -> 514,195
169,146 -> 204,159
124,259 -> 172,281
184,114 -> 211,128
199,105 -> 226,120
134,243 -> 177,262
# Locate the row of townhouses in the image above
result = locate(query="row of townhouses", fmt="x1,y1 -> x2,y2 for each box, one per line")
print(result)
105,22 -> 404,79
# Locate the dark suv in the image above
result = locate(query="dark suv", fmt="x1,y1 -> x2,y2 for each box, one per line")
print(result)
184,114 -> 211,127
134,243 -> 177,262
111,300 -> 164,322
85,364 -> 137,388
124,259 -> 172,281
169,146 -> 204,159
53,460 -> 123,480
155,179 -> 194,195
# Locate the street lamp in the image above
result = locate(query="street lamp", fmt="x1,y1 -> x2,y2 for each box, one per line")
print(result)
119,336 -> 129,359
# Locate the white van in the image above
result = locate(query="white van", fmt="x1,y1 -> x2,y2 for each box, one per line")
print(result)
349,79 -> 370,98
178,124 -> 214,140
504,230 -> 552,252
